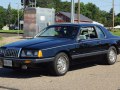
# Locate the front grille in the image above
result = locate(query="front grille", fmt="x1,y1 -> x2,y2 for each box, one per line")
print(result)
0,48 -> 21,58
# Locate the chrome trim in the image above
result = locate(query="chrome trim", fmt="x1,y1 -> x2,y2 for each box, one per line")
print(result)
72,50 -> 108,59
18,48 -> 22,57
42,43 -> 78,51
1,57 -> 55,63
42,38 -> 120,51
1,48 -> 21,58
36,57 -> 54,62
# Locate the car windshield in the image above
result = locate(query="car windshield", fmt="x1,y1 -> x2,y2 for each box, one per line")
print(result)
35,26 -> 79,39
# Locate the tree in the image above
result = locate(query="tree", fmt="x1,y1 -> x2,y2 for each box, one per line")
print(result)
105,8 -> 113,27
53,0 -> 61,12
0,4 -> 23,29
99,11 -> 108,26
0,6 -> 6,29
36,0 -> 61,12
115,17 -> 120,25
117,13 -> 120,17
10,9 -> 23,26
0,1 -> 119,29
85,3 -> 100,21
60,1 -> 71,12
75,2 -> 86,15
6,3 -> 12,26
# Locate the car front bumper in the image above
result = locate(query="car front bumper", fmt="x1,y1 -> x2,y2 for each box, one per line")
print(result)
0,57 -> 54,69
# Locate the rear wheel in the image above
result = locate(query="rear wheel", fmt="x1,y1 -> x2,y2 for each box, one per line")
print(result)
105,46 -> 117,65
50,53 -> 69,76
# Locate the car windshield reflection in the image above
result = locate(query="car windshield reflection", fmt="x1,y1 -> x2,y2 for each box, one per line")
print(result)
35,26 -> 79,39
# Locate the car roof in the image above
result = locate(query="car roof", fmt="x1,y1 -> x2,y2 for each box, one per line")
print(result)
50,23 -> 100,27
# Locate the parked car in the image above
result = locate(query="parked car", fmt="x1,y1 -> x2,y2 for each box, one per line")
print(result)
0,23 -> 120,76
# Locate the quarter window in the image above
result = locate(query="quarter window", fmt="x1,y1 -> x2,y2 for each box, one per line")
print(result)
95,26 -> 105,39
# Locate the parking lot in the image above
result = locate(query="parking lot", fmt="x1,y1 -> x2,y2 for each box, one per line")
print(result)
0,56 -> 120,90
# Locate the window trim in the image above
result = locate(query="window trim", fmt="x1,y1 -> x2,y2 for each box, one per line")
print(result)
94,26 -> 106,39
36,25 -> 80,39
78,26 -> 99,40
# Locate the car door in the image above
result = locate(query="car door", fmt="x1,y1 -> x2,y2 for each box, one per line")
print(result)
72,25 -> 104,59
95,25 -> 109,51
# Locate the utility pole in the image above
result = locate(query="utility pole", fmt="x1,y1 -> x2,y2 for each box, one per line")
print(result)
71,0 -> 74,23
17,3 -> 20,36
78,0 -> 80,24
112,0 -> 115,30
35,0 -> 37,7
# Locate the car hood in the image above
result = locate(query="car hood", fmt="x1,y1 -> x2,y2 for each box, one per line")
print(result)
3,37 -> 74,49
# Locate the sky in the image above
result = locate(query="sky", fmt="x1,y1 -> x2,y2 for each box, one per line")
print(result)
0,0 -> 119,14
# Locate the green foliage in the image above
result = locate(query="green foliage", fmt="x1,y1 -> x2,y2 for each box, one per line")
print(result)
0,43 -> 6,47
115,17 -> 120,25
0,36 -> 2,40
111,30 -> 120,36
0,6 -> 6,29
0,1 -> 120,29
0,4 -> 23,29
36,0 -> 61,12
6,3 -> 12,26
61,1 -> 71,12
74,2 -> 116,27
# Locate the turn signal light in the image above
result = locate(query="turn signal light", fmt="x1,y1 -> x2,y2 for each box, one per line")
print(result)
24,60 -> 32,64
38,50 -> 43,58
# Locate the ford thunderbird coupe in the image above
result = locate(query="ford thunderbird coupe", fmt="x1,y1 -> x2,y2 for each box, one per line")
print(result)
0,23 -> 120,76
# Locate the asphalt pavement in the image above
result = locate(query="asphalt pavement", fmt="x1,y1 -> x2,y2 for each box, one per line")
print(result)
0,56 -> 120,90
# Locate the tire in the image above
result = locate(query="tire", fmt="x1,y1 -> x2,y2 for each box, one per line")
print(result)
105,46 -> 117,65
50,53 -> 69,76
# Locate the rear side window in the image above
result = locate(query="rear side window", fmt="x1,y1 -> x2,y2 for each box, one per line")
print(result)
79,26 -> 98,40
95,26 -> 105,39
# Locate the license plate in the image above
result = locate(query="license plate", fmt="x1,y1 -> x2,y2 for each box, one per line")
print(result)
4,60 -> 12,67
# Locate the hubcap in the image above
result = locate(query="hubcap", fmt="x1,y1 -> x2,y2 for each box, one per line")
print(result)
109,49 -> 116,63
57,56 -> 68,74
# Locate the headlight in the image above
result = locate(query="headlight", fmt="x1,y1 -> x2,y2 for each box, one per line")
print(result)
21,50 -> 43,57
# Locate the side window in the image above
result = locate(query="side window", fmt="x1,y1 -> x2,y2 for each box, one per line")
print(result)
79,26 -> 98,40
95,26 -> 105,39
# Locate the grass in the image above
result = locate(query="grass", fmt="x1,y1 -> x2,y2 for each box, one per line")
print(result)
0,43 -> 6,47
0,30 -> 23,34
110,30 -> 120,36
0,37 -> 5,47
0,37 -> 2,40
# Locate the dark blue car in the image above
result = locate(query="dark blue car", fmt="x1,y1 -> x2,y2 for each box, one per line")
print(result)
0,23 -> 120,76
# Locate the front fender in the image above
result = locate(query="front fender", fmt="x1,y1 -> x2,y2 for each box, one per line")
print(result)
42,44 -> 76,58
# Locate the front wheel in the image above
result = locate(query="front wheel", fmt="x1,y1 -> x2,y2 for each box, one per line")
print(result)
105,46 -> 117,65
50,53 -> 69,76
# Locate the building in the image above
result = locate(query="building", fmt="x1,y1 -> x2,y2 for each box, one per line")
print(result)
23,7 -> 55,37
55,11 -> 93,23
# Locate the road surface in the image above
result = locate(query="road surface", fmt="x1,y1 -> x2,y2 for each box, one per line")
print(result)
0,56 -> 120,90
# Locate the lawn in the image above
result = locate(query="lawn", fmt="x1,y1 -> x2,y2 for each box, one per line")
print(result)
0,30 -> 23,34
111,30 -> 120,36
0,43 -> 6,47
0,37 -> 2,40
0,37 -> 4,46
